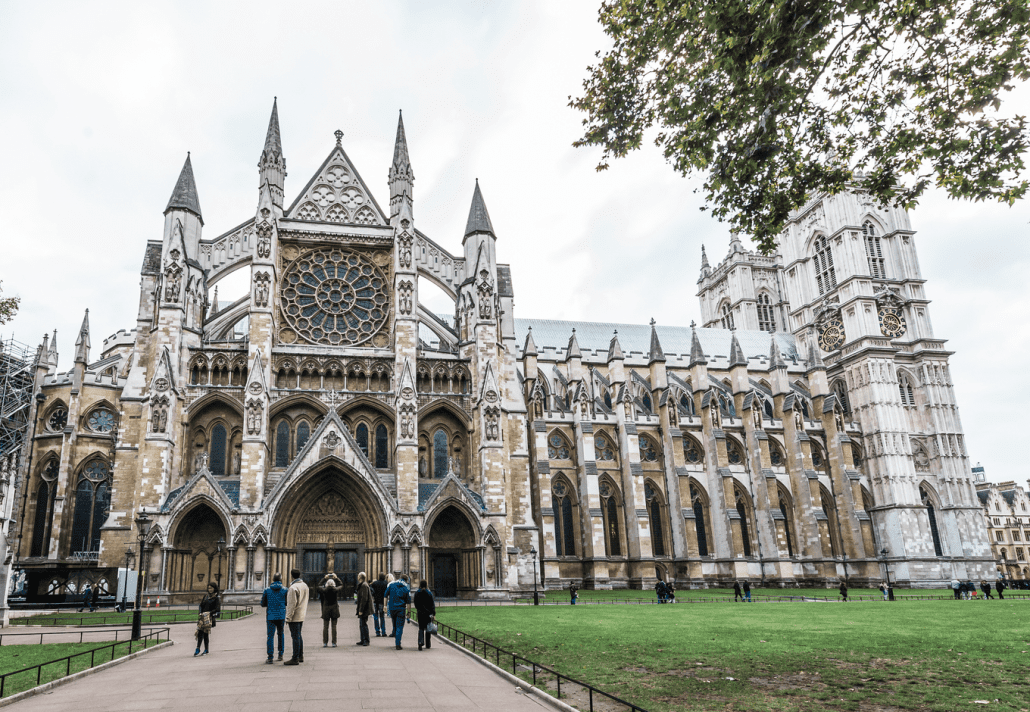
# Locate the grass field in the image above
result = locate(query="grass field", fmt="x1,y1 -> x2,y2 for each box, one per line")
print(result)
440,599 -> 1030,712
0,639 -> 162,698
524,586 -> 1030,604
12,608 -> 252,626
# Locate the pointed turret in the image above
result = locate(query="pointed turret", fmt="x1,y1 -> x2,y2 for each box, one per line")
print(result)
36,333 -> 49,368
729,331 -> 747,367
648,319 -> 666,364
566,329 -> 582,360
699,244 -> 711,281
769,337 -> 787,371
805,338 -> 825,374
607,330 -> 624,363
389,110 -> 415,221
688,325 -> 707,367
74,310 -> 90,364
165,154 -> 203,224
258,98 -> 286,211
47,329 -> 58,371
805,338 -> 829,396
768,335 -> 790,395
729,232 -> 743,254
523,326 -> 538,357
464,180 -> 495,237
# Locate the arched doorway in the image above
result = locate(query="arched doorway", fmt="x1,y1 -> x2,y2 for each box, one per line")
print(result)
427,505 -> 478,598
168,503 -> 228,597
271,464 -> 388,598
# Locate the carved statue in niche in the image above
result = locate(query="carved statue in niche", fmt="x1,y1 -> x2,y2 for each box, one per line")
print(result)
477,270 -> 493,320
164,263 -> 182,303
256,223 -> 272,259
709,399 -> 720,427
246,399 -> 262,435
151,397 -> 169,433
398,280 -> 413,315
794,408 -> 804,432
418,455 -> 427,478
195,450 -> 209,473
751,405 -> 762,430
484,407 -> 500,441
324,431 -> 340,451
398,232 -> 413,269
254,272 -> 271,308
530,386 -> 544,420
399,405 -> 415,439
232,448 -> 241,475
913,448 -> 930,472
834,408 -> 846,433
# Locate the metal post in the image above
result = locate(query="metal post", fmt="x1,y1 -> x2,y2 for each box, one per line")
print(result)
216,537 -> 225,589
121,548 -> 133,613
131,511 -> 151,641
530,546 -> 539,606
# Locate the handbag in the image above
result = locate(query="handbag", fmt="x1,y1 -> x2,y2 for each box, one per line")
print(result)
426,617 -> 438,634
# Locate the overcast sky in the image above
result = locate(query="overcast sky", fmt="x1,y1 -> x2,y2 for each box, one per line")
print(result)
1,1 -> 1027,486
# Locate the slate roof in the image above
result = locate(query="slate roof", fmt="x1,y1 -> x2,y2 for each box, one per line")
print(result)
161,485 -> 185,512
165,154 -> 203,223
497,265 -> 514,298
417,479 -> 487,513
219,479 -> 241,508
464,181 -> 494,236
514,319 -> 799,363
141,242 -> 162,276
976,489 -> 989,505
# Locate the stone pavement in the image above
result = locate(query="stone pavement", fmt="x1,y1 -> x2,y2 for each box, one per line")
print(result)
7,604 -> 550,711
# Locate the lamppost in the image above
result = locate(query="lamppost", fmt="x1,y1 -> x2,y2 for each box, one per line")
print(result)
121,548 -> 134,612
879,547 -> 893,601
216,538 -> 225,589
131,511 -> 151,641
530,545 -> 539,606
842,552 -> 849,586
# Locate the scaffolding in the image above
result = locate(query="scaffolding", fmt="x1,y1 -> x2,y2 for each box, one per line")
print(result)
0,336 -> 35,460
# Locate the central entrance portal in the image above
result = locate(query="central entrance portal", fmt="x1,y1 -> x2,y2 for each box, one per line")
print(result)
299,544 -> 364,598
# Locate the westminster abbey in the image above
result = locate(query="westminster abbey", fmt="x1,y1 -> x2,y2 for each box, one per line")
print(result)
11,101 -> 993,602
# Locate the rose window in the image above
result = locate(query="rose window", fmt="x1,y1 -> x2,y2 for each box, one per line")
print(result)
48,408 -> 68,432
548,434 -> 570,460
87,408 -> 116,433
640,437 -> 659,462
281,248 -> 389,346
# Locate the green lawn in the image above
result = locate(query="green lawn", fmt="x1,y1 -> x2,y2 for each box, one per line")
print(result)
0,639 -> 163,697
12,608 -> 252,627
439,599 -> 1030,712
523,586 -> 1029,604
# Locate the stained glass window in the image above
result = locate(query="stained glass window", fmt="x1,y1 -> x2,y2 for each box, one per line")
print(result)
691,485 -> 709,557
210,424 -> 227,476
639,437 -> 659,462
356,424 -> 369,458
31,480 -> 53,557
921,487 -> 944,556
594,436 -> 615,461
296,422 -> 310,452
552,479 -> 576,557
645,483 -> 665,557
375,424 -> 389,468
811,448 -> 824,470
683,438 -> 703,464
770,443 -> 783,467
727,440 -> 743,465
47,407 -> 67,432
71,463 -> 111,554
548,433 -> 571,460
641,393 -> 652,414
757,293 -> 776,332
601,486 -> 622,556
275,421 -> 290,468
87,408 -> 116,433
603,391 -> 612,409
780,497 -> 796,557
814,235 -> 837,295
433,429 -> 448,478
736,491 -> 752,557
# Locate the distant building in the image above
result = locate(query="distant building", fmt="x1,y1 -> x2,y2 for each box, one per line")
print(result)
976,481 -> 1030,580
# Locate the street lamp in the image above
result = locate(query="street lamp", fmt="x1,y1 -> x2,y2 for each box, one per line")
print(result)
879,547 -> 893,601
121,547 -> 134,612
530,546 -> 539,606
131,511 -> 151,641
216,538 -> 226,589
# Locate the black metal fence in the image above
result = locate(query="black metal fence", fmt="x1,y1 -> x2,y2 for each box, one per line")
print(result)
10,605 -> 253,627
419,612 -> 647,712
0,627 -> 168,646
0,626 -> 170,698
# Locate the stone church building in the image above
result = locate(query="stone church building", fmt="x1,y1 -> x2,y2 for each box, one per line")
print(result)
12,101 -> 993,602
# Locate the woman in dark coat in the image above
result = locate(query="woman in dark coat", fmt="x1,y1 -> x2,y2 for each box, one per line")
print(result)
317,573 -> 342,647
413,579 -> 436,651
733,581 -> 743,602
195,583 -> 220,656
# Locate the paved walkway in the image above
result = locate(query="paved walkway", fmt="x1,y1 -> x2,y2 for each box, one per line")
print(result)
8,605 -> 550,711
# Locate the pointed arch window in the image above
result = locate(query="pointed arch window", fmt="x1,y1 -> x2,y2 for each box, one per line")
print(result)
599,480 -> 622,556
639,436 -> 659,462
680,393 -> 695,416
594,435 -> 616,462
898,374 -> 915,406
296,421 -> 311,453
682,436 -> 703,464
210,424 -> 227,476
821,486 -> 843,557
757,293 -> 776,332
735,489 -> 753,557
778,487 -> 796,558
548,432 -> 571,460
920,486 -> 944,556
603,390 -> 612,409
720,302 -> 735,330
71,460 -> 112,555
727,438 -> 744,466
433,429 -> 448,478
814,235 -> 837,295
645,482 -> 666,557
863,221 -> 886,279
551,478 -> 576,557
375,424 -> 389,468
833,380 -> 851,415
274,421 -> 290,468
690,484 -> 710,557
355,423 -> 369,459
31,460 -> 59,558
769,440 -> 785,467
641,392 -> 653,414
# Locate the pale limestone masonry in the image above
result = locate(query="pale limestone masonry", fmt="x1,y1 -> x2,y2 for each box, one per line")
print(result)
12,103 -> 992,603
976,481 -> 1030,581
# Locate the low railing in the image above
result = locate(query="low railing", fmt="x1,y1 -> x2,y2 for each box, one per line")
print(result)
11,605 -> 253,627
422,613 -> 647,712
0,627 -> 170,698
0,626 -> 169,646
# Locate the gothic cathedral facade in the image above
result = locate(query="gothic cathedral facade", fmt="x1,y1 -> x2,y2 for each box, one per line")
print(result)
13,101 -> 993,602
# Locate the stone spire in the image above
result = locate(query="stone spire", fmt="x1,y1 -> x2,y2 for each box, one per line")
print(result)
648,319 -> 666,363
258,98 -> 286,211
729,232 -> 744,254
36,332 -> 49,368
389,110 -> 414,220
566,328 -> 582,359
701,244 -> 710,269
165,153 -> 203,224
769,336 -> 787,370
74,310 -> 90,364
805,338 -> 826,374
261,97 -> 283,165
729,331 -> 747,367
688,324 -> 707,367
522,326 -> 537,357
47,329 -> 58,370
607,330 -> 624,362
464,180 -> 495,237
390,110 -> 413,180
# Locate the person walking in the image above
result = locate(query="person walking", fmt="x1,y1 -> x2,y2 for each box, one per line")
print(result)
195,583 -> 220,656
413,580 -> 436,651
879,582 -> 889,601
666,582 -> 676,603
385,574 -> 396,637
951,578 -> 961,600
655,579 -> 667,603
260,572 -> 288,663
733,581 -> 743,602
283,568 -> 309,666
90,584 -> 100,612
996,579 -> 1005,600
980,581 -> 994,599
386,574 -> 411,650
78,584 -> 93,613
354,572 -> 373,646
370,572 -> 388,638
316,573 -> 341,648
743,581 -> 752,602
839,581 -> 848,602
569,582 -> 579,605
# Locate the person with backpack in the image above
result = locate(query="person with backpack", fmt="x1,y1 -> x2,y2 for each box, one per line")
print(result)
569,582 -> 579,605
655,579 -> 667,603
260,572 -> 288,664
386,574 -> 411,650
354,572 -> 373,647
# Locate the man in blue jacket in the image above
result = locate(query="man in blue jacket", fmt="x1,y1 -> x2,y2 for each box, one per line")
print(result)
386,574 -> 411,650
261,573 -> 288,663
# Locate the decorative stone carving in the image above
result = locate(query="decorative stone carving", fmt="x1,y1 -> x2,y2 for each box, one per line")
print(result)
195,450 -> 209,473
246,398 -> 263,435
399,404 -> 416,439
834,408 -> 846,433
477,270 -> 493,319
232,448 -> 241,475
794,408 -> 804,433
256,222 -> 272,259
254,272 -> 271,308
398,231 -> 413,269
751,405 -> 762,430
914,447 -> 930,472
709,399 -> 720,428
398,280 -> 413,315
325,430 -> 341,451
163,262 -> 182,303
484,406 -> 500,441
150,396 -> 169,434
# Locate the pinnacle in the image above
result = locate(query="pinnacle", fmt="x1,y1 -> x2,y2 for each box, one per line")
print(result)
262,97 -> 283,162
566,328 -> 581,359
806,338 -> 826,372
689,326 -> 707,367
523,326 -> 538,357
464,180 -> 495,237
74,309 -> 91,364
648,320 -> 666,363
607,330 -> 624,362
769,336 -> 787,370
729,331 -> 747,368
165,153 -> 203,224
391,110 -> 412,176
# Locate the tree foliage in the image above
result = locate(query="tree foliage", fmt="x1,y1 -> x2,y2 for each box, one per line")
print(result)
570,0 -> 1030,253
0,281 -> 19,326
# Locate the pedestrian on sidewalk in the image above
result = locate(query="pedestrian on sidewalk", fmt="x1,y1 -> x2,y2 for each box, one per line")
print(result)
733,581 -> 743,602
980,581 -> 994,599
370,572 -> 388,638
354,572 -> 373,646
996,579 -> 1005,600
569,582 -> 578,605
386,574 -> 411,650
414,580 -> 436,651
260,572 -> 288,663
90,584 -> 100,612
743,581 -> 752,602
78,584 -> 93,613
385,574 -> 396,636
284,568 -> 309,666
317,573 -> 341,648
195,583 -> 220,657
